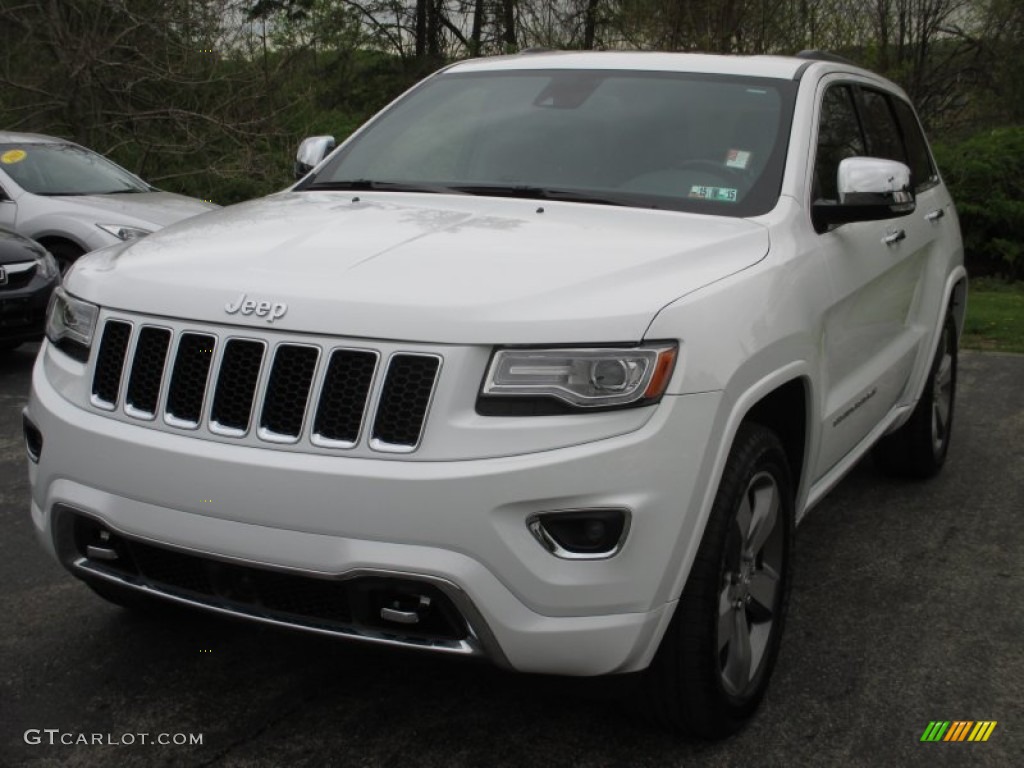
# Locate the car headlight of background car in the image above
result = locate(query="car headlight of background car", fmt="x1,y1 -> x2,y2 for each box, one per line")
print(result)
96,223 -> 152,241
478,344 -> 678,414
45,287 -> 99,362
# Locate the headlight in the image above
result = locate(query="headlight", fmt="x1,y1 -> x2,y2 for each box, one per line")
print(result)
45,287 -> 99,362
479,344 -> 678,414
96,223 -> 151,240
34,250 -> 59,280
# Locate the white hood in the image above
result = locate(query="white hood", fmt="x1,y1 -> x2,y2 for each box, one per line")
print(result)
67,192 -> 769,344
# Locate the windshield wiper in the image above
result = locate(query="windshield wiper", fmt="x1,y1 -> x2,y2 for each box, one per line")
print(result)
450,184 -> 640,208
306,179 -> 466,195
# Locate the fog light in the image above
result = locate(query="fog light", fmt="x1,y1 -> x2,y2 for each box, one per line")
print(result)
22,410 -> 42,463
528,508 -> 630,559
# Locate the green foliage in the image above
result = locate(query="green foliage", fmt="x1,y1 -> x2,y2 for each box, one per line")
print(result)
962,279 -> 1024,353
933,127 -> 1024,280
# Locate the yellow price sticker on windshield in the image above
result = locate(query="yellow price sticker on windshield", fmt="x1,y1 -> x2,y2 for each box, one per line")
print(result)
1,149 -> 27,164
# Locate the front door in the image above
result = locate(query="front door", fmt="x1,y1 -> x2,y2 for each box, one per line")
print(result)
812,80 -> 933,479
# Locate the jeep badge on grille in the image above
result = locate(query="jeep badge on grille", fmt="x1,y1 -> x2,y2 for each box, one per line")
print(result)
225,293 -> 287,323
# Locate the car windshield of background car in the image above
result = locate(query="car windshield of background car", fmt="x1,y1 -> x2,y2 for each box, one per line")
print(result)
0,143 -> 150,196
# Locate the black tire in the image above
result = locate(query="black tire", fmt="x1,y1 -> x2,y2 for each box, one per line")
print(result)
644,424 -> 794,739
873,309 -> 957,479
46,241 -> 85,274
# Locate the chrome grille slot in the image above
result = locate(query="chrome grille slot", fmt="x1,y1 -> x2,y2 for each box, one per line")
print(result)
165,333 -> 216,428
124,327 -> 171,419
258,344 -> 320,442
209,339 -> 265,436
90,320 -> 132,410
312,349 -> 378,448
370,354 -> 442,452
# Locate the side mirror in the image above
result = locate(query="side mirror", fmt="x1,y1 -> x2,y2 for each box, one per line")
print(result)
294,135 -> 336,181
813,157 -> 915,231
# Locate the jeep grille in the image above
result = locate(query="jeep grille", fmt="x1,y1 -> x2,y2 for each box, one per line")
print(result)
89,318 -> 441,452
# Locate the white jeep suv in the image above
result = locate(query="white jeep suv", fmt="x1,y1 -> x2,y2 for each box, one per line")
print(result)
25,51 -> 965,738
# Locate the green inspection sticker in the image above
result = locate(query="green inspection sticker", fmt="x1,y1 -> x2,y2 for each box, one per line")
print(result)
689,185 -> 737,202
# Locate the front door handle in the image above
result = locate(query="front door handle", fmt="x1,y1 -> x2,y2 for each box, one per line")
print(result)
925,208 -> 945,222
882,229 -> 906,245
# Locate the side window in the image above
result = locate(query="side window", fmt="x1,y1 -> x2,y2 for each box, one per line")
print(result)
813,85 -> 866,202
859,88 -> 907,165
891,98 -> 938,191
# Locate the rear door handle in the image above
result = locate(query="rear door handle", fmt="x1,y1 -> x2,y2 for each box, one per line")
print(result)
882,229 -> 906,245
925,209 -> 945,222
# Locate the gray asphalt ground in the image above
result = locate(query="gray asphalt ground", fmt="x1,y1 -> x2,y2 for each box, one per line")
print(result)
1,344 -> 1020,767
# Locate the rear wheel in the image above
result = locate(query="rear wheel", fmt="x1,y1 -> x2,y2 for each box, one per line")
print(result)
873,309 -> 957,479
644,424 -> 794,738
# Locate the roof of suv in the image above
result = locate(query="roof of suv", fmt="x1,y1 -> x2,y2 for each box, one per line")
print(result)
448,50 -> 875,82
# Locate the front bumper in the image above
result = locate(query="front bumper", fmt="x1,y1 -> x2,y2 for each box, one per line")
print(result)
0,267 -> 57,344
27,345 -> 723,675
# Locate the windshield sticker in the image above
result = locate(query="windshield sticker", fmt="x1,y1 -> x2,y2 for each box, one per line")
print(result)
726,149 -> 751,169
690,185 -> 737,203
1,149 -> 27,164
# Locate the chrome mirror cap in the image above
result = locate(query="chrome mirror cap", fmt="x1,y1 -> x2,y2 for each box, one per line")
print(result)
294,135 -> 336,181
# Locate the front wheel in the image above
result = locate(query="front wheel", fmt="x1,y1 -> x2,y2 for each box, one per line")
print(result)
644,424 -> 794,738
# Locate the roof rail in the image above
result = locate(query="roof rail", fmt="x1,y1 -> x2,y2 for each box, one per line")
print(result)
795,50 -> 857,65
518,47 -> 558,55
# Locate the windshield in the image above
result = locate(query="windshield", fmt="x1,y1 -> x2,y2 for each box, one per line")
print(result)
0,142 -> 150,195
303,69 -> 797,216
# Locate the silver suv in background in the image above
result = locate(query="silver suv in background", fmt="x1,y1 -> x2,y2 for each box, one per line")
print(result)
0,132 -> 218,270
